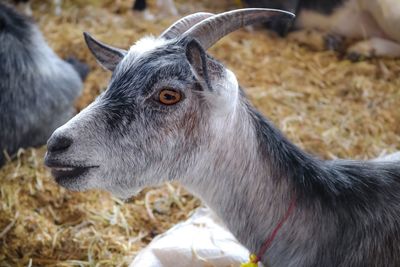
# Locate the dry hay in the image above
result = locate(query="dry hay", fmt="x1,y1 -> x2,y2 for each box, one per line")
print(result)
1,0 -> 400,266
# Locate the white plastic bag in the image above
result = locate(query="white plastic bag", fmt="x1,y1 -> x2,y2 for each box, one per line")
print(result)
375,151 -> 400,162
130,207 -> 253,267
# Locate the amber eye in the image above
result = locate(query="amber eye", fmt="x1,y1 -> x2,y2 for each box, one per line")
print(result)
159,89 -> 182,105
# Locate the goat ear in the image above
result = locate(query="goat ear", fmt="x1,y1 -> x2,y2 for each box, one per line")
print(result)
83,32 -> 126,71
185,39 -> 212,90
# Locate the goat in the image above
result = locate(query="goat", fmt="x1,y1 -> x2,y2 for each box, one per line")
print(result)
244,0 -> 400,59
0,2 -> 86,166
45,9 -> 400,267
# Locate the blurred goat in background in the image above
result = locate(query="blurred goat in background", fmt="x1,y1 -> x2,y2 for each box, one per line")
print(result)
132,0 -> 178,20
0,2 -> 88,166
244,0 -> 400,59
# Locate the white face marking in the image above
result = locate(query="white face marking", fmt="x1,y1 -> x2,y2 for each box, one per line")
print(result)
128,36 -> 169,56
115,36 -> 170,72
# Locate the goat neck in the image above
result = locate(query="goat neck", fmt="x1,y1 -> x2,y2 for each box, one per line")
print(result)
180,93 -> 320,266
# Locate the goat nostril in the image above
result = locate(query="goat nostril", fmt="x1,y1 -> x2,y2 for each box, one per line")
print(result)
47,135 -> 73,153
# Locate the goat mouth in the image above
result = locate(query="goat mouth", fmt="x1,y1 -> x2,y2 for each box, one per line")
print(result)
45,159 -> 99,184
50,165 -> 96,181
44,155 -> 99,185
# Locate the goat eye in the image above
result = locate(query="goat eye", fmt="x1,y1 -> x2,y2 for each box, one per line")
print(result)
159,89 -> 182,105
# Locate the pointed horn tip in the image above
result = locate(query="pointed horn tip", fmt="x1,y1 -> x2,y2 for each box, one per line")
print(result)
273,9 -> 296,20
245,7 -> 296,19
225,8 -> 296,21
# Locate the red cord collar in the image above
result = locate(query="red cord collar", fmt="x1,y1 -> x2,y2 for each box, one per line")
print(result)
248,196 -> 297,265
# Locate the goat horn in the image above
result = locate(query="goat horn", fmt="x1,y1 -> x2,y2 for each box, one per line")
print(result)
182,8 -> 295,50
160,12 -> 215,39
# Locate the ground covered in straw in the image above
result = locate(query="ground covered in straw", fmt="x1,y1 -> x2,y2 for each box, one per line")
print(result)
1,0 -> 399,266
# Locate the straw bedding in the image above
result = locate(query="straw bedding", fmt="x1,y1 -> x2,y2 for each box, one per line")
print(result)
1,0 -> 399,266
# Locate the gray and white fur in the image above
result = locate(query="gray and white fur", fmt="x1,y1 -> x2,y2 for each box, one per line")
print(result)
45,9 -> 400,267
0,2 -> 84,166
